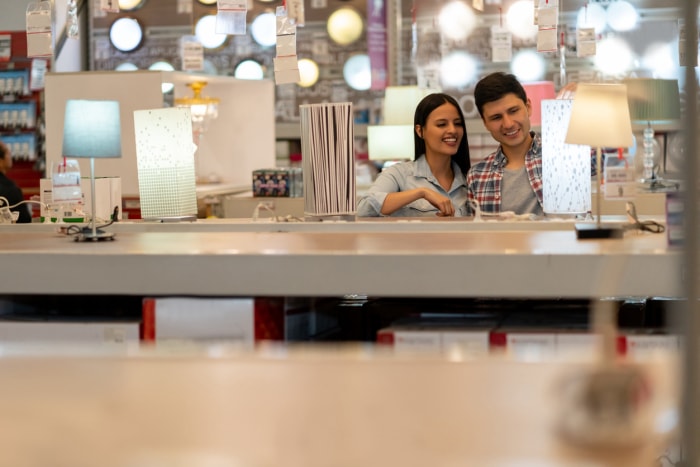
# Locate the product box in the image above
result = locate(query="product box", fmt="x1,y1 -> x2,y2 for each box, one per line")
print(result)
40,176 -> 122,222
141,297 -> 286,346
252,168 -> 302,197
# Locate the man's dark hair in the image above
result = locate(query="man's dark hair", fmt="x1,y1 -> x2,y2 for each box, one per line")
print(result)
474,72 -> 528,119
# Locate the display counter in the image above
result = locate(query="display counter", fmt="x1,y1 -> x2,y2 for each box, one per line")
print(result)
0,346 -> 678,467
0,226 -> 680,298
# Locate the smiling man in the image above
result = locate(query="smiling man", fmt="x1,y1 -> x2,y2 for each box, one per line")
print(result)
467,72 -> 544,216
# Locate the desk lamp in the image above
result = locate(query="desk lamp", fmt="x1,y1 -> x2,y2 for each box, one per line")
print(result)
62,99 -> 122,242
565,83 -> 634,239
623,78 -> 681,187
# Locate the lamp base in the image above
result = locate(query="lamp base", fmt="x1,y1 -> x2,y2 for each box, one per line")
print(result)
75,227 -> 115,242
575,223 -> 624,240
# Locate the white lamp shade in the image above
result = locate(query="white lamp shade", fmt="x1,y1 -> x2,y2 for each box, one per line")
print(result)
62,100 -> 122,158
133,107 -> 197,219
565,83 -> 634,149
367,125 -> 415,161
541,99 -> 591,214
383,86 -> 428,125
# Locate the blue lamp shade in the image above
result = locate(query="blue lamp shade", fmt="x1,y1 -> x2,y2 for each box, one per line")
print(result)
62,100 -> 122,159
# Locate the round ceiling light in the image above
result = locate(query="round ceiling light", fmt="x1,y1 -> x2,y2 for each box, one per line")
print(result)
234,59 -> 265,80
506,0 -> 537,40
297,58 -> 320,87
148,61 -> 176,93
327,8 -> 363,46
197,0 -> 217,4
577,3 -> 607,35
606,1 -> 639,32
439,51 -> 478,89
593,36 -> 634,75
115,62 -> 138,71
118,0 -> 146,10
510,49 -> 546,82
108,17 -> 144,52
195,15 -> 227,49
438,1 -> 476,41
251,12 -> 277,47
343,54 -> 371,91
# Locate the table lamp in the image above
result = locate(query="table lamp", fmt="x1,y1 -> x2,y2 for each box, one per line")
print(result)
62,99 -> 122,242
565,83 -> 634,239
367,86 -> 434,162
541,99 -> 591,215
133,107 -> 197,222
623,78 -> 681,186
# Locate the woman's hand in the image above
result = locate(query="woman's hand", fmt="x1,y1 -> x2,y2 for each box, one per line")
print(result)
423,190 -> 455,216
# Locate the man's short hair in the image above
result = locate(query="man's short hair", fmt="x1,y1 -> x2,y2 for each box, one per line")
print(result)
474,72 -> 528,118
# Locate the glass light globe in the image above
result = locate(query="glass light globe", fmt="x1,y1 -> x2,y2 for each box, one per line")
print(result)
511,49 -> 545,82
234,60 -> 264,80
440,51 -> 478,89
438,1 -> 476,41
643,42 -> 680,80
343,54 -> 371,91
251,12 -> 277,47
577,3 -> 607,35
593,36 -> 634,75
606,1 -> 638,32
327,8 -> 364,45
506,0 -> 537,40
298,59 -> 320,87
195,15 -> 227,49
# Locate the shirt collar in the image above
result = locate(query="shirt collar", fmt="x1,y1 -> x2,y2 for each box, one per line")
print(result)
494,131 -> 539,168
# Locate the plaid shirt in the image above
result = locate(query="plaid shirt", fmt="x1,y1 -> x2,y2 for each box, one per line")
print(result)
466,131 -> 544,215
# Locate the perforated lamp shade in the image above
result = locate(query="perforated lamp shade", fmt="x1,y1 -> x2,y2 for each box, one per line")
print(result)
623,78 -> 681,122
565,83 -> 634,149
62,100 -> 122,159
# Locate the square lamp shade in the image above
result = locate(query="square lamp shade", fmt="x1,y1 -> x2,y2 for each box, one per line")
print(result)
367,125 -> 415,161
62,99 -> 122,159
565,83 -> 634,239
62,99 -> 122,241
133,107 -> 197,221
368,86 -> 436,161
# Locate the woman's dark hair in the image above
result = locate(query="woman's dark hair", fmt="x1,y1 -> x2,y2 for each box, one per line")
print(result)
413,93 -> 470,175
474,72 -> 528,119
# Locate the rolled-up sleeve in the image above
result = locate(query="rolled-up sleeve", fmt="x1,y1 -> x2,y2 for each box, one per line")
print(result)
356,165 -> 402,217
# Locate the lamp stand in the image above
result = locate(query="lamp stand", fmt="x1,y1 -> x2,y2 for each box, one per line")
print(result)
575,147 -> 624,239
76,158 -> 115,242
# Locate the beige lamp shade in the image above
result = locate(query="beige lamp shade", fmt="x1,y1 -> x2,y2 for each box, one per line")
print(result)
623,78 -> 681,122
565,83 -> 634,149
367,125 -> 415,161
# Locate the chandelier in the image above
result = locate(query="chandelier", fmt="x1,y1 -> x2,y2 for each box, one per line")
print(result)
174,81 -> 220,143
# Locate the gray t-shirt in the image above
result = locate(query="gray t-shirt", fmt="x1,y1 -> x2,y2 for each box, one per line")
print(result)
501,166 -> 543,216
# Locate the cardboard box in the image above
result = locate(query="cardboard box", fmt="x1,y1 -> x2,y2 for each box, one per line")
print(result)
40,177 -> 122,222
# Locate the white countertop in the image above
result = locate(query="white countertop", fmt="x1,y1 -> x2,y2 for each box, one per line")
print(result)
0,227 -> 680,298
